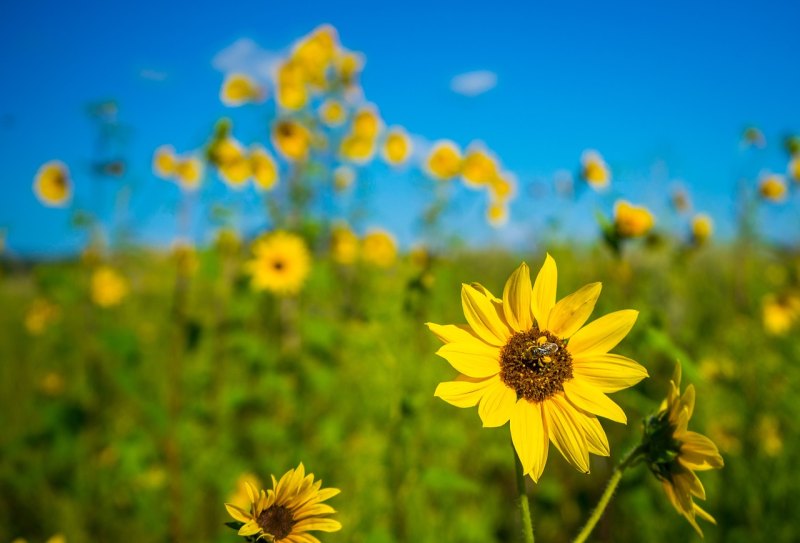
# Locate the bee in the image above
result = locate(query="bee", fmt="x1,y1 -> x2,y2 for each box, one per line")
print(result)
522,341 -> 559,364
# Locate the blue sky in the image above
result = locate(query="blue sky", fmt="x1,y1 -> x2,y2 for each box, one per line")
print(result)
1,0 -> 799,256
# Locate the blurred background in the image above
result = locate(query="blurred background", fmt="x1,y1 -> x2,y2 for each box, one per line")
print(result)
1,0 -> 799,542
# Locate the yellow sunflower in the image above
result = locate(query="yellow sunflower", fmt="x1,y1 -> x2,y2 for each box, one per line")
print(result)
250,145 -> 279,191
361,229 -> 397,268
34,161 -> 72,207
90,266 -> 129,308
220,73 -> 265,106
225,463 -> 341,542
245,231 -> 311,295
382,127 -> 412,166
339,134 -> 376,164
580,150 -> 610,190
613,200 -> 655,238
486,201 -> 509,228
427,255 -> 646,481
462,147 -> 500,188
153,145 -> 177,178
790,156 -> 800,183
759,173 -> 787,203
330,223 -> 359,265
643,363 -> 724,536
425,140 -> 462,181
690,214 -> 713,245
272,120 -> 312,162
318,99 -> 347,127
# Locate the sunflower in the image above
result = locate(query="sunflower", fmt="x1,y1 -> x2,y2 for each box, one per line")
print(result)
642,363 -> 724,536
382,127 -> 412,166
90,266 -> 129,308
272,120 -> 312,162
339,134 -> 376,164
486,201 -> 509,228
690,214 -> 713,245
33,161 -> 71,207
427,256 -> 647,481
225,463 -> 341,542
613,200 -> 655,238
351,106 -> 381,140
245,231 -> 311,295
220,73 -> 265,106
580,150 -> 610,190
318,99 -> 347,127
462,147 -> 500,188
759,173 -> 787,202
330,223 -> 359,265
789,156 -> 800,183
425,140 -> 462,181
361,229 -> 397,268
250,145 -> 279,191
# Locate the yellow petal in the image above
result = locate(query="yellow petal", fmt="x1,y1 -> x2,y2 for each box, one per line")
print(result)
572,354 -> 648,392
238,520 -> 261,536
436,342 -> 500,378
678,432 -> 724,470
461,283 -> 512,346
287,534 -> 321,543
503,263 -> 533,331
224,503 -> 252,523
245,481 -> 258,504
544,394 -> 590,473
571,408 -> 610,456
425,322 -> 481,345
434,376 -> 496,407
478,379 -> 516,427
510,399 -> 549,481
563,380 -> 627,424
681,383 -> 696,420
567,310 -> 638,357
694,503 -> 716,525
531,254 -> 557,328
294,503 -> 336,520
547,282 -> 601,338
293,517 -> 343,533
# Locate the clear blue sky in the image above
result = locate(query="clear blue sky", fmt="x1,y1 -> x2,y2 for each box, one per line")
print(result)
1,0 -> 799,256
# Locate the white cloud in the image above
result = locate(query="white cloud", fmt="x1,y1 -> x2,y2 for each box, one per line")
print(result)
450,70 -> 497,97
140,69 -> 167,81
212,38 -> 280,81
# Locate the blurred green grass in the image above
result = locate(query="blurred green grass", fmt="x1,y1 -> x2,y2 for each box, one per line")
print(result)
1,244 -> 798,543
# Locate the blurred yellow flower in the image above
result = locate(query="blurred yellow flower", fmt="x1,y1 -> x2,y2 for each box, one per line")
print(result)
276,60 -> 308,110
46,535 -> 66,543
330,223 -> 359,265
382,127 -> 412,166
272,120 -> 312,162
220,73 -> 265,106
425,140 -> 462,181
227,473 -> 263,511
462,147 -> 500,188
486,201 -> 509,228
245,231 -> 311,295
361,229 -> 397,268
489,172 -> 516,202
788,156 -> 800,183
332,165 -> 356,192
334,50 -> 364,87
319,98 -> 347,127
339,134 -> 376,164
25,298 -> 61,335
742,126 -> 766,148
211,137 -> 251,189
762,293 -> 800,335
428,257 -> 645,481
580,150 -> 610,190
153,145 -> 177,178
758,173 -> 787,202
39,371 -> 65,396
33,161 -> 71,207
613,200 -> 654,238
155,145 -> 203,190
644,363 -> 724,536
91,266 -> 129,308
291,24 -> 338,88
756,415 -> 783,457
691,213 -> 713,245
224,462 -> 341,541
250,145 -> 279,191
351,106 -> 381,140
670,187 -> 691,213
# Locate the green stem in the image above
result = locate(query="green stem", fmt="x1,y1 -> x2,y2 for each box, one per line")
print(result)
572,446 -> 642,543
513,446 -> 535,543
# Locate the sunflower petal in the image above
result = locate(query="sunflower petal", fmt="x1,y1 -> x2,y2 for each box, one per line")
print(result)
543,394 -> 590,473
293,517 -> 343,533
572,354 -> 648,392
531,254 -> 557,329
478,379 -> 516,427
225,503 -> 252,523
567,310 -> 638,357
547,282 -> 602,338
563,380 -> 627,424
678,432 -> 724,470
238,520 -> 261,536
503,263 -> 533,331
435,342 -> 500,378
571,408 -> 610,456
434,376 -> 496,407
461,284 -> 512,346
425,322 -> 482,345
510,399 -> 549,481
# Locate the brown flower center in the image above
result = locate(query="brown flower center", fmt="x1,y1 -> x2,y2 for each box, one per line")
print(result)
257,505 -> 295,540
272,259 -> 285,271
499,327 -> 573,402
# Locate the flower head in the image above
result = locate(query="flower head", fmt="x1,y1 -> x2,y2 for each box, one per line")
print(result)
691,214 -> 713,245
225,463 -> 341,541
382,127 -> 412,166
34,161 -> 71,207
428,256 -> 646,481
91,266 -> 129,308
361,229 -> 397,268
220,73 -> 265,106
788,156 -> 800,183
153,145 -> 203,190
462,147 -> 500,188
613,200 -> 655,238
759,173 -> 787,203
25,298 -> 61,335
762,292 -> 800,335
330,223 -> 359,265
250,145 -> 279,191
425,140 -> 462,181
272,120 -> 312,162
332,165 -> 356,192
318,99 -> 347,127
245,231 -> 311,295
642,363 -> 724,536
580,150 -> 610,190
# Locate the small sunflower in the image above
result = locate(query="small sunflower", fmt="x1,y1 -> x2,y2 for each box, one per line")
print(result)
759,173 -> 787,203
382,127 -> 412,166
34,161 -> 72,207
330,223 -> 359,265
225,463 -> 341,542
425,140 -> 462,181
220,73 -> 265,106
318,99 -> 347,127
461,147 -> 500,188
272,120 -> 312,162
250,145 -> 279,191
428,256 -> 647,481
361,229 -> 397,268
245,231 -> 311,295
90,266 -> 129,308
580,150 -> 610,190
690,214 -> 713,245
613,200 -> 655,238
643,363 -> 724,536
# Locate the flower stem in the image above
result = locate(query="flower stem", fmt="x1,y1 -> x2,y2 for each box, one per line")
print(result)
572,446 -> 643,543
513,446 -> 535,543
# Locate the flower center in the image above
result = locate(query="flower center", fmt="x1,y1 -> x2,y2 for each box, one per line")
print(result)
272,259 -> 285,271
499,327 -> 573,402
257,505 -> 295,540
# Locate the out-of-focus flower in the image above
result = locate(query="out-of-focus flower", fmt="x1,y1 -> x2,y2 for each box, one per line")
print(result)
291,24 -> 338,89
226,473 -> 263,511
642,363 -> 724,536
39,371 -> 65,396
154,146 -> 203,190
46,535 -> 66,543
334,50 -> 364,87
275,60 -> 308,110
613,200 -> 654,238
224,463 -> 341,541
361,229 -> 397,268
756,415 -> 783,457
339,135 -> 376,164
153,145 -> 177,178
249,145 -> 279,191
220,73 -> 265,106
486,201 -> 509,228
785,135 -> 800,156
25,298 -> 61,335
462,147 -> 500,188
758,173 -> 787,202
272,120 -> 312,162
580,150 -> 610,190
762,292 -> 800,335
788,156 -> 800,183
211,137 -> 251,189
742,126 -> 766,149
670,187 -> 691,213
91,266 -> 129,308
34,161 -> 71,207
332,165 -> 356,192
691,213 -> 713,245
428,257 -> 645,481
351,106 -> 381,140
330,223 -> 359,265
245,231 -> 311,295
425,140 -> 462,181
319,98 -> 347,127
489,172 -> 516,202
382,127 -> 412,166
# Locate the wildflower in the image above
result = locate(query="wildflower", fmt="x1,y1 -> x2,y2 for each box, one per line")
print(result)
33,161 -> 71,207
428,256 -> 646,481
245,231 -> 311,295
220,73 -> 265,106
486,201 -> 509,228
756,415 -> 783,457
153,145 -> 177,178
382,127 -> 412,166
351,106 -> 381,140
334,50 -> 364,87
762,293 -> 800,335
91,266 -> 129,308
276,60 -> 309,110
758,173 -> 787,202
613,200 -> 655,238
211,137 -> 251,189
339,134 -> 376,164
462,147 -> 500,188
291,24 -> 338,89
24,298 -> 61,335
250,145 -> 279,191
425,140 -> 462,181
742,126 -> 766,148
227,473 -> 263,511
224,463 -> 341,541
319,99 -> 347,127
272,120 -> 312,162
642,363 -> 724,536
154,146 -> 203,190
580,150 -> 610,190
690,214 -> 713,245
788,156 -> 800,183
489,172 -> 516,202
330,223 -> 359,265
361,229 -> 397,268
